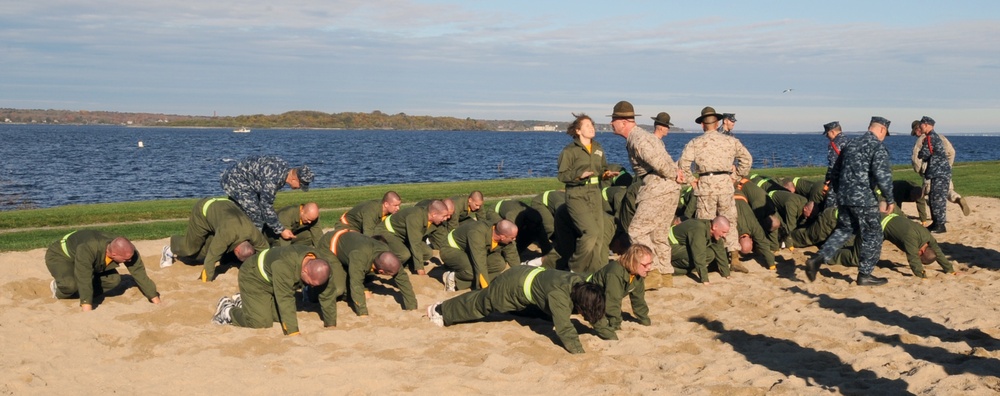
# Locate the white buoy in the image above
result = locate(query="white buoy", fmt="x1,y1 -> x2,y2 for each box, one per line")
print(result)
138,141 -> 144,148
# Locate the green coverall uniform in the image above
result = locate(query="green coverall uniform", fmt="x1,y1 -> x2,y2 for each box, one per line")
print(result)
832,213 -> 954,277
45,230 -> 159,306
335,199 -> 385,236
439,221 -> 519,290
586,261 -> 649,340
317,229 -> 417,316
669,219 -> 729,283
266,204 -> 322,247
483,198 -> 543,255
170,197 -> 270,281
440,266 -> 592,354
557,137 -> 611,274
735,195 -> 775,268
230,245 -> 337,334
374,205 -> 435,273
788,206 -> 839,248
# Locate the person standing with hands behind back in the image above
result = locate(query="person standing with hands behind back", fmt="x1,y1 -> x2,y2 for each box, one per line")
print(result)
558,113 -> 618,274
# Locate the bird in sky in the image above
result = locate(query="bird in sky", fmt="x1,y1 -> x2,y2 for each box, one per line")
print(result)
782,88 -> 794,93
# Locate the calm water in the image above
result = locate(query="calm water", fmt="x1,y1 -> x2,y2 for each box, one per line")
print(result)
2,124 -> 999,210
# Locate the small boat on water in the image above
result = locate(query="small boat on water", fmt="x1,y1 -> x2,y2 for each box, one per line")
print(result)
233,127 -> 251,133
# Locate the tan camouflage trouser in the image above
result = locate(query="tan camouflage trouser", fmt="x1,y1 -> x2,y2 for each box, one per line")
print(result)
628,178 -> 680,274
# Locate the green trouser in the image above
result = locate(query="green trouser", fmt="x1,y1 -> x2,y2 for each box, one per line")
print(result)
441,266 -> 534,325
670,242 -> 729,279
45,246 -> 121,299
440,246 -> 507,290
170,223 -> 212,259
230,268 -> 281,329
565,185 -> 607,274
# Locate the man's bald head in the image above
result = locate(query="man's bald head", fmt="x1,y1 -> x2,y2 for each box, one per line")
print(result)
374,252 -> 401,276
428,200 -> 449,225
710,216 -> 731,240
468,191 -> 484,211
234,241 -> 256,261
803,201 -> 815,219
739,234 -> 754,255
382,191 -> 402,215
493,219 -> 518,244
919,243 -> 938,265
442,198 -> 456,217
106,237 -> 136,263
301,259 -> 331,287
300,202 -> 320,225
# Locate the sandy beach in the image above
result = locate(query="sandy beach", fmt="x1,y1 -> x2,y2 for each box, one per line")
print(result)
2,198 -> 998,395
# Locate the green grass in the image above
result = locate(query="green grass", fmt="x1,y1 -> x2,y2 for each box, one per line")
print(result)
2,161 -> 997,252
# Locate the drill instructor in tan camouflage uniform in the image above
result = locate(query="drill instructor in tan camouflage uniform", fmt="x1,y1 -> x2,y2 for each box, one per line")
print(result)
678,106 -> 753,273
610,102 -> 683,289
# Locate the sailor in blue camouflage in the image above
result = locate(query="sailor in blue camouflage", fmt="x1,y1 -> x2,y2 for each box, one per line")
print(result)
916,116 -> 951,231
822,121 -> 849,209
220,155 -> 314,234
717,113 -> 736,136
812,117 -> 894,279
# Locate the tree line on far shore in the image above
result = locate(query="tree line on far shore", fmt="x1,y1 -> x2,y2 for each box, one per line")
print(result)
2,108 -> 561,131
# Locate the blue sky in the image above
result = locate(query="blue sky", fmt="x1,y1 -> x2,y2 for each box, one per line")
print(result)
2,1 -> 999,132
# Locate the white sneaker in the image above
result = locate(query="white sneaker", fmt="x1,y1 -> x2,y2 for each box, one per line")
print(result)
160,245 -> 174,268
443,271 -> 456,292
522,257 -> 543,267
427,302 -> 444,327
232,293 -> 242,308
212,296 -> 234,325
50,279 -> 58,299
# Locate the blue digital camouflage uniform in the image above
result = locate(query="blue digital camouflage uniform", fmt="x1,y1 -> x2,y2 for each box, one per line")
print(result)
815,130 -> 894,275
220,155 -> 292,233
823,133 -> 850,208
918,130 -> 952,227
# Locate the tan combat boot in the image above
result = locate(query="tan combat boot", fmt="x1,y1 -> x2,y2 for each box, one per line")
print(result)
731,251 -> 749,273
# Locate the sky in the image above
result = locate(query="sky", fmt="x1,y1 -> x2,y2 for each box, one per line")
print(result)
2,1 -> 999,132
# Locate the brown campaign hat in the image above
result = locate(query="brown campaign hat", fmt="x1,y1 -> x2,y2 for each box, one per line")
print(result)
695,106 -> 722,124
608,101 -> 640,118
651,112 -> 673,127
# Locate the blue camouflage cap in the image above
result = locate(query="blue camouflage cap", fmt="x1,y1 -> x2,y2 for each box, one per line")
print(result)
722,113 -> 737,122
920,115 -> 935,126
870,116 -> 891,135
822,121 -> 840,134
296,164 -> 314,191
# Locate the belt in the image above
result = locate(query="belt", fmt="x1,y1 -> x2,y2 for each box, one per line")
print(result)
257,249 -> 271,283
60,230 -> 78,257
584,176 -> 600,185
668,226 -> 678,245
880,213 -> 898,231
328,229 -> 351,256
523,267 -> 546,304
383,215 -> 396,234
201,197 -> 227,217
699,171 -> 730,177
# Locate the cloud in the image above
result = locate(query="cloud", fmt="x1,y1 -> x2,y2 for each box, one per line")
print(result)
2,1 -> 999,131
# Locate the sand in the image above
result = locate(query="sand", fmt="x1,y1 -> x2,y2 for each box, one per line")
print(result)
2,198 -> 999,395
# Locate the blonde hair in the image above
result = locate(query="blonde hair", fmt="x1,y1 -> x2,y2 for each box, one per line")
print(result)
619,244 -> 653,275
